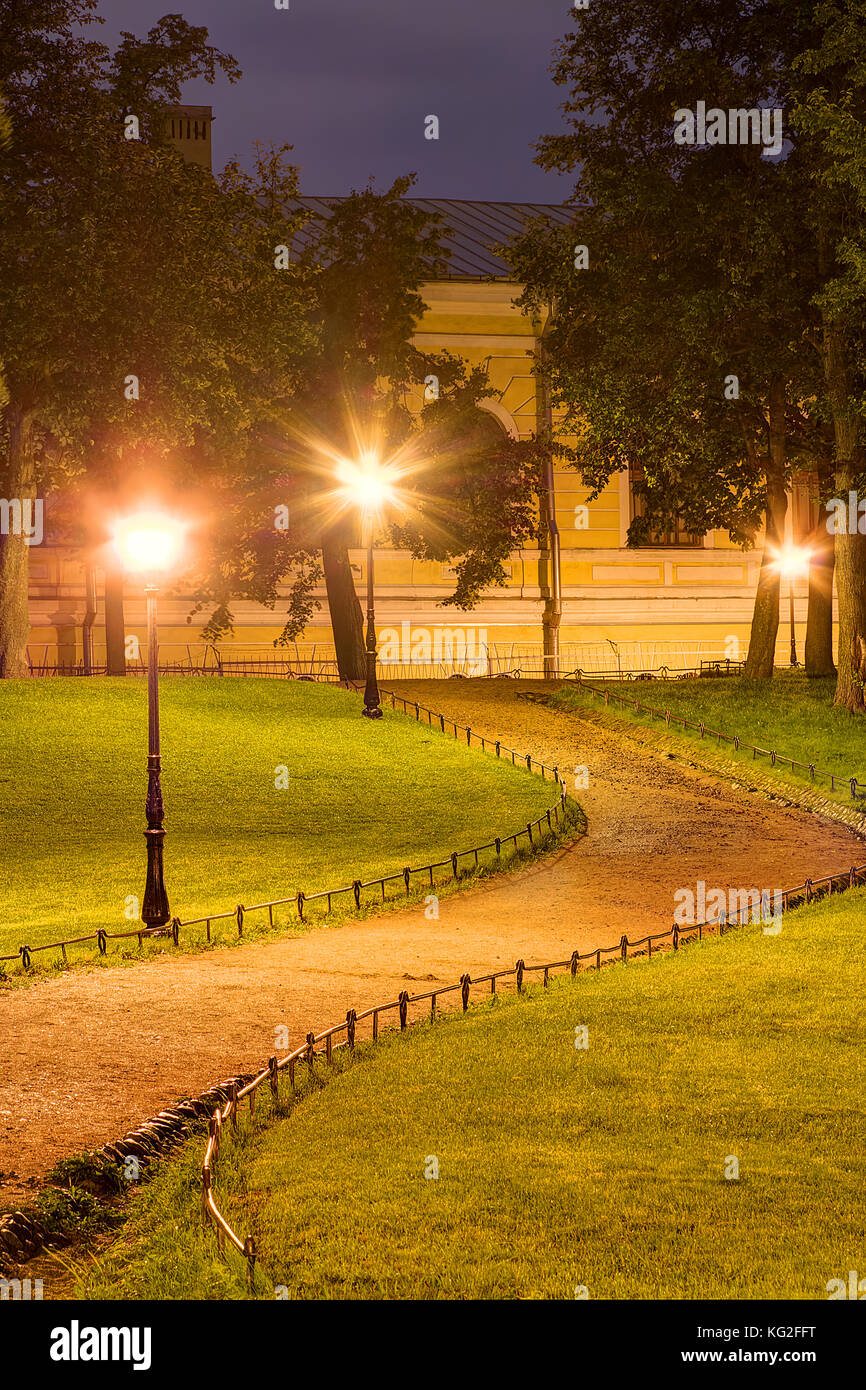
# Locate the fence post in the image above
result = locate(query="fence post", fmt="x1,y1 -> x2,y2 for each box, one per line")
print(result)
516,959 -> 525,993
461,974 -> 471,1011
346,1008 -> 357,1050
672,924 -> 679,952
620,934 -> 628,963
399,991 -> 409,1030
570,950 -> 579,978
306,1032 -> 315,1071
403,866 -> 411,895
268,1055 -> 278,1100
236,904 -> 244,937
244,1236 -> 256,1296
201,1163 -> 212,1228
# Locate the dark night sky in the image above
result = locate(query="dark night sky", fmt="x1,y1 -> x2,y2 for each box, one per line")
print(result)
92,0 -> 576,202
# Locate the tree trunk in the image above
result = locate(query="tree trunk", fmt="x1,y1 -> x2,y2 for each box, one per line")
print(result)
821,310 -> 866,711
104,559 -> 127,675
804,482 -> 836,678
833,469 -> 866,711
322,537 -> 366,681
0,404 -> 35,678
744,382 -> 787,679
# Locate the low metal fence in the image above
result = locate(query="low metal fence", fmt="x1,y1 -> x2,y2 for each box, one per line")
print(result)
26,646 -> 343,682
567,675 -> 864,802
0,686 -> 582,976
200,856 -> 866,1292
25,638 -> 797,683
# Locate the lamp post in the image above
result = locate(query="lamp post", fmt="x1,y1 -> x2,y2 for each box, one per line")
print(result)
774,544 -> 812,669
114,514 -> 184,929
337,454 -> 397,719
142,582 -> 170,925
363,519 -> 383,719
788,577 -> 797,668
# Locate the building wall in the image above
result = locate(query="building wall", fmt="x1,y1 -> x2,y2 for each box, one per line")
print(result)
26,278 -> 827,674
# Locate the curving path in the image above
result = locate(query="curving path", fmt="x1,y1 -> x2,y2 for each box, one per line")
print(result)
1,680 -> 861,1196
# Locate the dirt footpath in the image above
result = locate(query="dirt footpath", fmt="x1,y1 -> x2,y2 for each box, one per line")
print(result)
1,680 -> 861,1190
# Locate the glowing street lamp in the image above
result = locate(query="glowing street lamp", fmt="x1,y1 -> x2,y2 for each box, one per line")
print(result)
774,543 -> 812,668
113,514 -> 185,928
336,456 -> 397,719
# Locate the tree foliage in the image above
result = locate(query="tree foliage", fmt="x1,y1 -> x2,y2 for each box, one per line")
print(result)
509,0 -> 865,697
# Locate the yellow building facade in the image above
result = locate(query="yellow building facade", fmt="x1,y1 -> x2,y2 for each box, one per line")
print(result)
25,118 -> 823,677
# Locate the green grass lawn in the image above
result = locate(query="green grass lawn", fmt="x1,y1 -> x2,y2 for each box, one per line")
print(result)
0,678 -> 555,975
73,888 -> 866,1300
551,673 -> 865,807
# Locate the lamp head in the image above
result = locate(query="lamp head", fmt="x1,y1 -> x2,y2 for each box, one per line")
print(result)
113,513 -> 185,575
774,543 -> 812,579
336,454 -> 397,516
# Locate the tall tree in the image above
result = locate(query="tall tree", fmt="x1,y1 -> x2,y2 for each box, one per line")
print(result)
193,182 -> 548,679
289,180 -> 451,680
0,3 -> 320,677
0,2 -> 241,675
511,0 -> 864,694
793,0 -> 866,708
0,88 -> 9,412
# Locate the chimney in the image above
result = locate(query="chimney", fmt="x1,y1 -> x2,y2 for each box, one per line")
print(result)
164,105 -> 214,173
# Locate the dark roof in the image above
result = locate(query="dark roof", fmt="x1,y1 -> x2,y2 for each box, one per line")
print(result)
287,197 -> 574,280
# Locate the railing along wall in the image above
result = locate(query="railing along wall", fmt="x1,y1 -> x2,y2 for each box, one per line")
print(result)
201,857 -> 866,1292
0,686 -> 583,976
567,675 -> 864,803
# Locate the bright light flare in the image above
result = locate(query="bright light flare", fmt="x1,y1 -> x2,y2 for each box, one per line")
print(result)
114,513 -> 186,574
336,454 -> 399,515
773,543 -> 812,579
